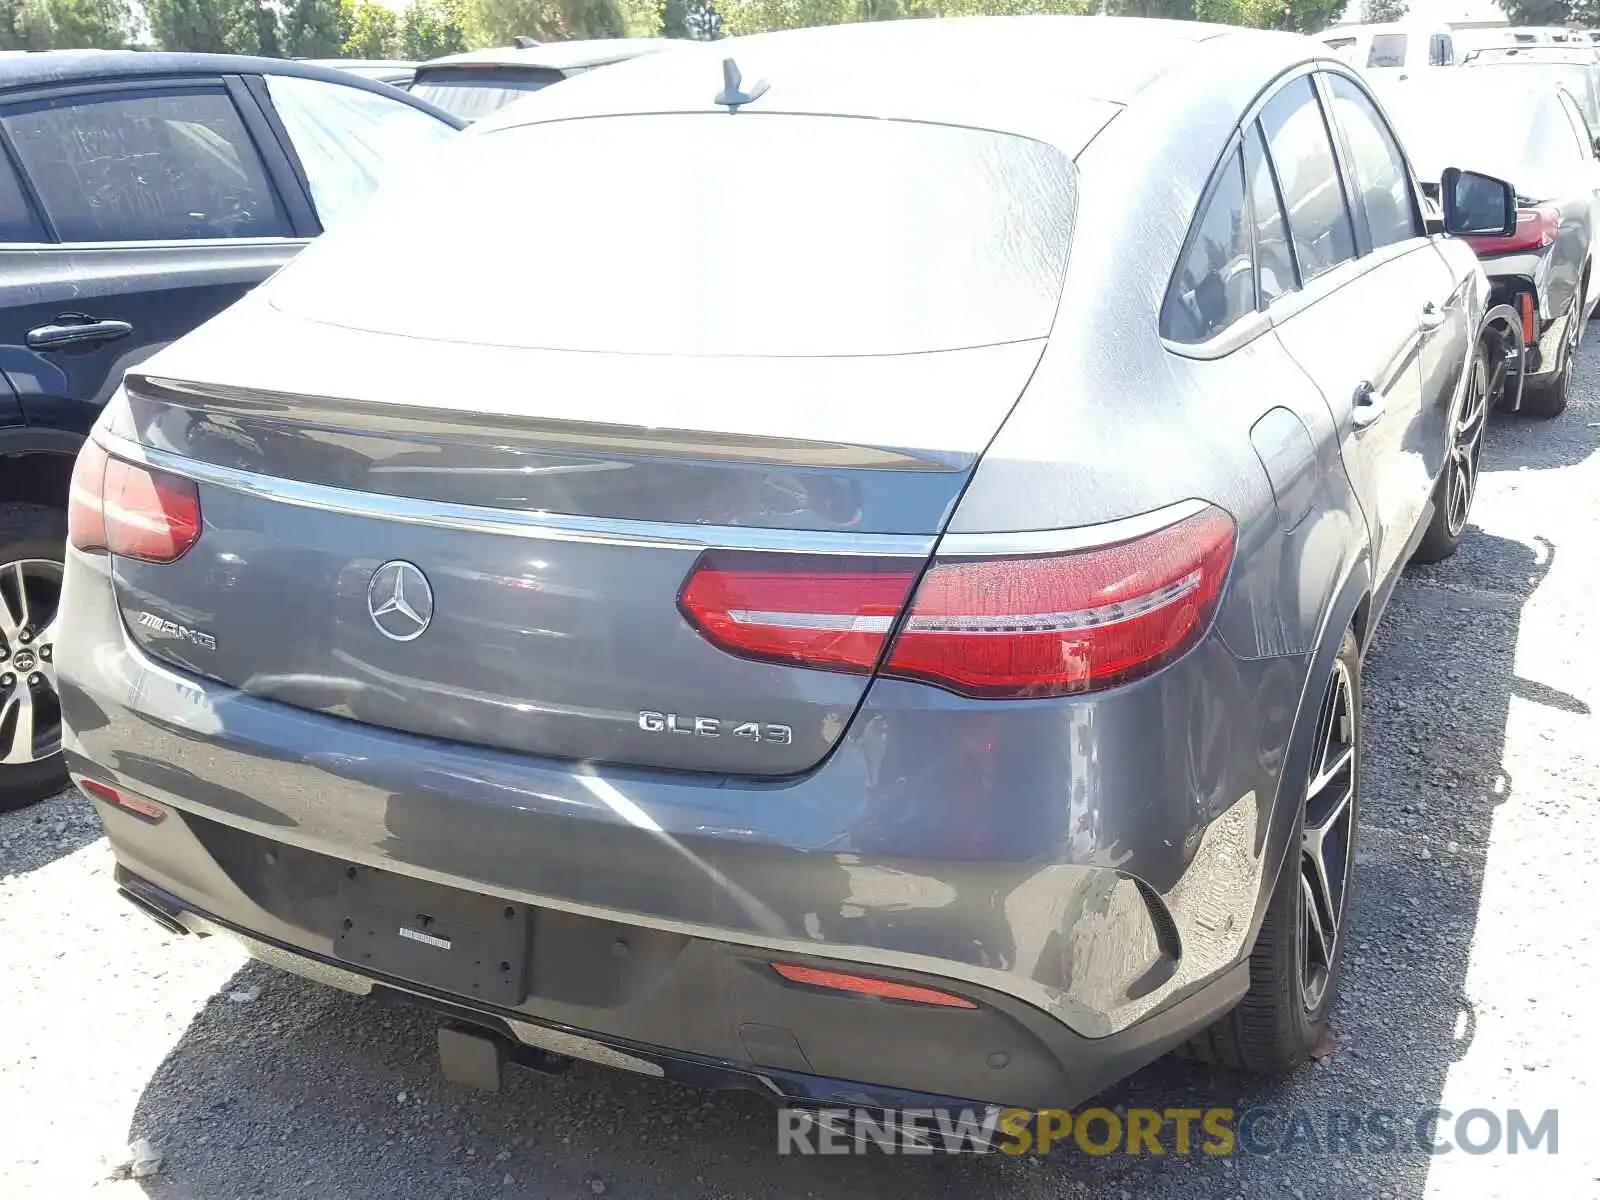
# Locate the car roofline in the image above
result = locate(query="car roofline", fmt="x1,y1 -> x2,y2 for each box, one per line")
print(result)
0,50 -> 463,127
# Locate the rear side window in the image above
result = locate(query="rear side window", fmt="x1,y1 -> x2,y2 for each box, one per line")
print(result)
1245,126 -> 1295,304
1161,145 -> 1254,344
408,68 -> 564,121
1325,74 -> 1420,251
264,74 -> 457,232
1,87 -> 289,243
0,145 -> 44,242
1367,34 -> 1407,68
1259,77 -> 1356,285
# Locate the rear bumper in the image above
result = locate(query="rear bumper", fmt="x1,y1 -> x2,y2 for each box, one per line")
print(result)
114,862 -> 1248,1111
60,541 -> 1294,1105
1483,260 -> 1578,386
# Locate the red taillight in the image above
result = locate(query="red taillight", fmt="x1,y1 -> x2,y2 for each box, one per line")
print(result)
1463,205 -> 1558,256
67,443 -> 201,563
678,505 -> 1236,698
1520,290 -> 1537,346
677,552 -> 919,674
884,507 -> 1236,697
771,962 -> 978,1008
67,439 -> 109,553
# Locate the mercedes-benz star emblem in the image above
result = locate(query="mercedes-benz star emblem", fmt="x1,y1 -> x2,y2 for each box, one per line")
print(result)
367,560 -> 434,642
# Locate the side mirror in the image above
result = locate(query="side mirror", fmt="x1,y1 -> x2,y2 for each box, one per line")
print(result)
1441,167 -> 1517,237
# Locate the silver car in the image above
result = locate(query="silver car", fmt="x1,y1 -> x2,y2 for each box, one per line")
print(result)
54,18 -> 1514,1109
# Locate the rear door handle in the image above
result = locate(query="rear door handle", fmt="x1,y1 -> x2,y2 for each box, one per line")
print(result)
1352,382 -> 1387,429
26,316 -> 134,351
1419,301 -> 1446,332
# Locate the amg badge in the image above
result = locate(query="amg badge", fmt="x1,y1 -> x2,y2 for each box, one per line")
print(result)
136,612 -> 217,650
638,711 -> 793,744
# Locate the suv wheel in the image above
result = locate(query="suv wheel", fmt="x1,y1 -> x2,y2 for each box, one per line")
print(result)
1413,342 -> 1489,564
0,504 -> 68,812
1187,629 -> 1361,1073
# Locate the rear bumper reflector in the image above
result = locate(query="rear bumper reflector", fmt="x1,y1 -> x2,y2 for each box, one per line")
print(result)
771,962 -> 978,1009
78,777 -> 167,823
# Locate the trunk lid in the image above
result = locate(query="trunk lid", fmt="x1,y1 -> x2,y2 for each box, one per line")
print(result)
109,321 -> 1046,777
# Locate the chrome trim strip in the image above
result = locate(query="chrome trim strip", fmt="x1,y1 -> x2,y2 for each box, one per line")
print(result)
97,432 -> 937,557
0,236 -> 309,253
936,498 -> 1213,558
1161,309 -> 1272,362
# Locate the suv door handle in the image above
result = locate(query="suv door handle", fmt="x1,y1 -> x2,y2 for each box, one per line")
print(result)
1352,382 -> 1388,429
1419,301 -> 1446,331
26,316 -> 134,351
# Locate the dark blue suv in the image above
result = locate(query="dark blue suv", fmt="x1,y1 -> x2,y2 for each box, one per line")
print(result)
0,52 -> 461,807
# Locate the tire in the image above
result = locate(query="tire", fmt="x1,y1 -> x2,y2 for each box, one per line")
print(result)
1413,342 -> 1490,565
1186,629 -> 1362,1073
0,503 -> 69,812
1521,301 -> 1580,419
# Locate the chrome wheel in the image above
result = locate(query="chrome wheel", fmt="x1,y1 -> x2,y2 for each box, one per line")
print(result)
0,559 -> 63,766
1444,351 -> 1489,540
1299,659 -> 1357,1013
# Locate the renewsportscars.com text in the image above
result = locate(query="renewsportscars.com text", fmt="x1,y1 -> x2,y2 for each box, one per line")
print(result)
776,1106 -> 1560,1156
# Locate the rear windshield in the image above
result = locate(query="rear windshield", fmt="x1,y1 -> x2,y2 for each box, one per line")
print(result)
1323,37 -> 1357,62
1378,83 -> 1577,199
269,113 -> 1078,357
1469,61 -> 1600,116
408,67 -> 564,121
1368,34 -> 1408,68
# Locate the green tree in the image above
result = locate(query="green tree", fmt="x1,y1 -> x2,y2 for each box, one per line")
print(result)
715,0 -> 845,34
148,0 -> 277,51
1104,0 -> 1197,17
254,0 -> 283,52
464,0 -> 626,43
1193,0 -> 1279,26
345,0 -> 397,52
662,0 -> 720,35
1,0 -> 131,48
718,0 -> 1092,34
1359,0 -> 1406,19
1498,0 -> 1572,24
620,0 -> 662,31
399,0 -> 467,55
1282,0 -> 1341,32
282,0 -> 351,55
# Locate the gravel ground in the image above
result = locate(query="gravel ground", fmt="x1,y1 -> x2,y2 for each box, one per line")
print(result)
4,350 -> 1600,1199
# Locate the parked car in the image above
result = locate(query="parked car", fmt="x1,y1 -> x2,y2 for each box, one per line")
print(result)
408,37 -> 678,121
1511,27 -> 1585,44
58,17 -> 1514,1113
1375,70 -> 1598,415
1461,45 -> 1600,137
0,52 -> 463,807
1319,21 -> 1460,72
300,59 -> 419,87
